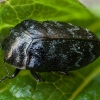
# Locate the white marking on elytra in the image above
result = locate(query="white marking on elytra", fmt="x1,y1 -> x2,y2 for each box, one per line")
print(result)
43,23 -> 48,27
30,25 -> 35,29
68,23 -> 73,26
53,21 -> 63,27
67,25 -> 80,37
85,28 -> 93,39
47,27 -> 55,35
67,28 -> 75,36
78,47 -> 80,49
74,26 -> 80,31
48,40 -> 56,57
88,42 -> 95,62
70,41 -> 83,67
75,57 -> 82,67
86,28 -> 89,33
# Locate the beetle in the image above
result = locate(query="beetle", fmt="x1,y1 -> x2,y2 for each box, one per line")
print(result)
0,19 -> 100,82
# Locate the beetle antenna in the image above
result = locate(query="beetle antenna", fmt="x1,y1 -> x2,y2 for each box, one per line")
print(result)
0,68 -> 20,82
3,61 -> 10,75
0,61 -> 10,82
0,75 -> 10,82
0,64 -> 15,82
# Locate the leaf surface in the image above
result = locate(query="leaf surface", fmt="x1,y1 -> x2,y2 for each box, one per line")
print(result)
0,0 -> 100,100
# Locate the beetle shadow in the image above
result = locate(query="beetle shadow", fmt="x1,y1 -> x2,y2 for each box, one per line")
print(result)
39,71 -> 75,83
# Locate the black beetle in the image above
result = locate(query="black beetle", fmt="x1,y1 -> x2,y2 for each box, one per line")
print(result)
1,19 -> 100,82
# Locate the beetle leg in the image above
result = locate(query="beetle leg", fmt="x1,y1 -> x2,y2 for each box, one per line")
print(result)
0,69 -> 20,82
37,73 -> 45,81
30,70 -> 44,81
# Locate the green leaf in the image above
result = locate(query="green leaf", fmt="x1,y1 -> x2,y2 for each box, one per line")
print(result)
0,0 -> 100,100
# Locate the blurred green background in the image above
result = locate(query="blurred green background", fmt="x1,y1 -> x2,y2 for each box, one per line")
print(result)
0,0 -> 100,100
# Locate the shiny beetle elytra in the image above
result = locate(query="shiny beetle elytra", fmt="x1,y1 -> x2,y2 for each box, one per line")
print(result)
1,19 -> 100,82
